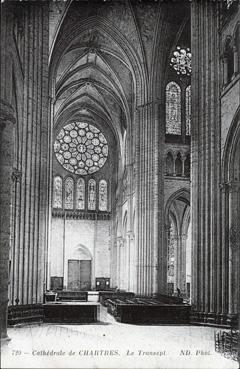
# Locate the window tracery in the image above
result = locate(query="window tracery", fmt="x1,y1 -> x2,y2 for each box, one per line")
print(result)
170,47 -> 191,76
99,180 -> 108,211
64,177 -> 74,209
53,176 -> 62,208
54,122 -> 108,175
166,82 -> 181,135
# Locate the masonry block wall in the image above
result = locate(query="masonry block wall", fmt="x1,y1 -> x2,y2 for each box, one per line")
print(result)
50,218 -> 111,290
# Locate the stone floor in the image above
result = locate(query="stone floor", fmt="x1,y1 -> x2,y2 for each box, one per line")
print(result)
1,306 -> 238,369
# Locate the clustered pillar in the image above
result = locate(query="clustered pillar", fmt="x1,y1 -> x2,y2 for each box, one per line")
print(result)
0,2 -> 50,338
191,1 -> 229,325
135,103 -> 162,296
0,101 -> 16,340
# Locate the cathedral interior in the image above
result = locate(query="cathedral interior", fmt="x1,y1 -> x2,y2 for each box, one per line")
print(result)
0,0 -> 240,367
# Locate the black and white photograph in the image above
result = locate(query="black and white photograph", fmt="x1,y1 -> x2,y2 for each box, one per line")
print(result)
0,0 -> 239,368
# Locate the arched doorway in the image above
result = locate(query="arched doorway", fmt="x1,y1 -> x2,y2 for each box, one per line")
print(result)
165,189 -> 191,299
67,244 -> 92,291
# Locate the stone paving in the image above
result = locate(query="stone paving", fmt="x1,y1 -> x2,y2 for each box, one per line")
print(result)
1,306 -> 238,369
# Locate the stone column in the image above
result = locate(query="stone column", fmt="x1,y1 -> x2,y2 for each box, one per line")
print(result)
191,1 -> 221,324
0,100 -> 16,341
179,234 -> 187,294
233,47 -> 238,75
181,155 -> 186,177
223,57 -> 228,86
116,237 -> 123,289
128,232 -> 135,292
173,154 -> 177,176
228,181 -> 240,316
135,102 -> 162,296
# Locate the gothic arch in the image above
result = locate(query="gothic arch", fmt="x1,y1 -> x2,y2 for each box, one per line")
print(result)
73,244 -> 93,260
222,107 -> 240,182
165,188 -> 190,229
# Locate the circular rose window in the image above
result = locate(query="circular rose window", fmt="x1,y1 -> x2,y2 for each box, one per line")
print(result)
54,122 -> 108,175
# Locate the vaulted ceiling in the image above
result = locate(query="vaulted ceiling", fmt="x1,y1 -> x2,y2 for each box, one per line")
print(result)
49,0 -> 190,159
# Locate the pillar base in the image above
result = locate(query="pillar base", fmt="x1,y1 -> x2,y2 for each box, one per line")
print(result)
0,336 -> 11,346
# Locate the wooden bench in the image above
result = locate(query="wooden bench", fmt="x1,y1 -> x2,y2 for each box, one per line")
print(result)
99,291 -> 135,306
8,304 -> 44,326
105,297 -> 190,324
43,303 -> 99,323
56,291 -> 88,301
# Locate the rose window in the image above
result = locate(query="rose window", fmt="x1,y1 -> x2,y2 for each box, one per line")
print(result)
54,122 -> 108,175
170,47 -> 191,76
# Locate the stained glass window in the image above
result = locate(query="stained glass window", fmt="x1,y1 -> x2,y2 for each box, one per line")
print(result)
167,221 -> 175,281
99,180 -> 108,211
76,178 -> 85,210
170,47 -> 191,76
53,176 -> 62,208
64,177 -> 74,209
54,122 -> 108,175
186,86 -> 191,135
88,179 -> 96,210
166,82 -> 181,135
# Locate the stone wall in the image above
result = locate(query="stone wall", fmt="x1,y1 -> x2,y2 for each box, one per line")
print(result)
50,217 -> 111,289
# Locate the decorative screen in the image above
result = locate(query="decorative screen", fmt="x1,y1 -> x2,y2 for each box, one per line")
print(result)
54,122 -> 108,175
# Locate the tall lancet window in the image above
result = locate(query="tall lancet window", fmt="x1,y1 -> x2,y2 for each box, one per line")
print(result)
76,178 -> 85,210
88,179 -> 96,210
186,86 -> 191,135
166,82 -> 181,135
99,180 -> 108,211
64,177 -> 74,209
53,176 -> 62,208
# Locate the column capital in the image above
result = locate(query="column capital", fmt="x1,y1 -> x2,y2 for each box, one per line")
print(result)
127,231 -> 135,241
117,236 -> 124,247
